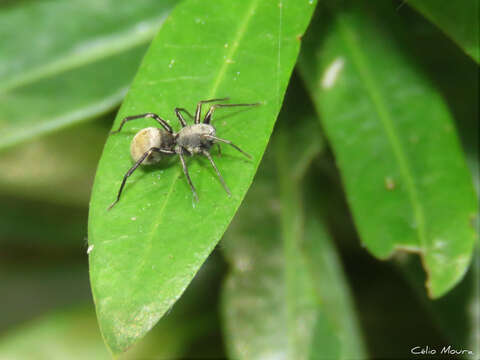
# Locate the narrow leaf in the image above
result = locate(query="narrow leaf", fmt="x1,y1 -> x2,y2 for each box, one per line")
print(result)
88,0 -> 317,354
0,0 -> 178,150
406,0 -> 479,63
222,89 -> 366,359
298,4 -> 478,297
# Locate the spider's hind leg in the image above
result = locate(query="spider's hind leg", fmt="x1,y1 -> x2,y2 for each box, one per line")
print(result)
178,148 -> 199,202
108,147 -> 174,210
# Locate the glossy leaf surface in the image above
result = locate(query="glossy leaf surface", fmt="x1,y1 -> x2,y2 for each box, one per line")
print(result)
407,0 -> 479,63
0,0 -> 178,150
88,0 -> 317,353
298,5 -> 478,297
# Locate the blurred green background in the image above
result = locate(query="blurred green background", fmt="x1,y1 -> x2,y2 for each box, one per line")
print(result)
0,0 -> 478,359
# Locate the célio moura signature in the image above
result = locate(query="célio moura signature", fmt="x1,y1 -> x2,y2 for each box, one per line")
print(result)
411,345 -> 474,356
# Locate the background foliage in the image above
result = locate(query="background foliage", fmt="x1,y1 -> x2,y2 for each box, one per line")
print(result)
0,0 -> 478,359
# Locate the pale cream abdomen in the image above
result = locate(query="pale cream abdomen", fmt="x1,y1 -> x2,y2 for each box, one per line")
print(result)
130,127 -> 164,164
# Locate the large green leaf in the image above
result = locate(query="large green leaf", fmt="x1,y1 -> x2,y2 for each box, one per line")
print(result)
298,4 -> 478,297
406,0 -> 479,63
0,0 -> 178,151
221,87 -> 366,359
88,0 -> 317,354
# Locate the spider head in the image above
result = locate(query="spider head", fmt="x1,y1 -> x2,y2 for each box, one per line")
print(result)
176,123 -> 216,154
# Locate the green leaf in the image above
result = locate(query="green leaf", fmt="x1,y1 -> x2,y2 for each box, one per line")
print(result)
298,4 -> 478,297
0,120 -> 110,206
0,0 -> 178,151
301,205 -> 368,360
221,88 -> 366,359
88,0 -> 317,354
406,0 -> 479,63
0,307 -> 111,360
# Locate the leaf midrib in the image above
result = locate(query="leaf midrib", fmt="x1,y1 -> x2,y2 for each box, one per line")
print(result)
128,0 -> 262,292
338,17 -> 428,253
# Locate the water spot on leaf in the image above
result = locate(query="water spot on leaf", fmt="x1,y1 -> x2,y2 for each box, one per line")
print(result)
433,238 -> 447,249
87,244 -> 94,254
384,176 -> 396,190
321,57 -> 344,89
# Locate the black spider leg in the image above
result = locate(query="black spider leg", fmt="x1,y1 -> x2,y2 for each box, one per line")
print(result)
203,102 -> 260,124
177,147 -> 199,202
194,98 -> 230,124
203,150 -> 231,196
108,147 -> 175,210
204,135 -> 252,159
174,108 -> 193,127
110,113 -> 173,134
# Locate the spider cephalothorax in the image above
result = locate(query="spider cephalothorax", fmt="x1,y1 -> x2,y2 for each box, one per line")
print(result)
108,98 -> 259,209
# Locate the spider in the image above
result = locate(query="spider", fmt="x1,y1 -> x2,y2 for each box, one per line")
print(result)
108,98 -> 259,209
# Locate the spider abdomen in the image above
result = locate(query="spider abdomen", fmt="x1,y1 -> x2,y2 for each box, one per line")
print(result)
130,127 -> 174,164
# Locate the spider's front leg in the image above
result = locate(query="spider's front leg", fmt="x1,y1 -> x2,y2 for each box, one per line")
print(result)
203,102 -> 260,124
203,150 -> 231,196
194,98 -> 230,124
203,135 -> 252,159
177,147 -> 199,202
174,107 -> 194,128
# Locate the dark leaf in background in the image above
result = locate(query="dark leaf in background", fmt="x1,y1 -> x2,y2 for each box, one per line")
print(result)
406,0 -> 479,63
222,84 -> 366,359
299,3 -> 478,298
